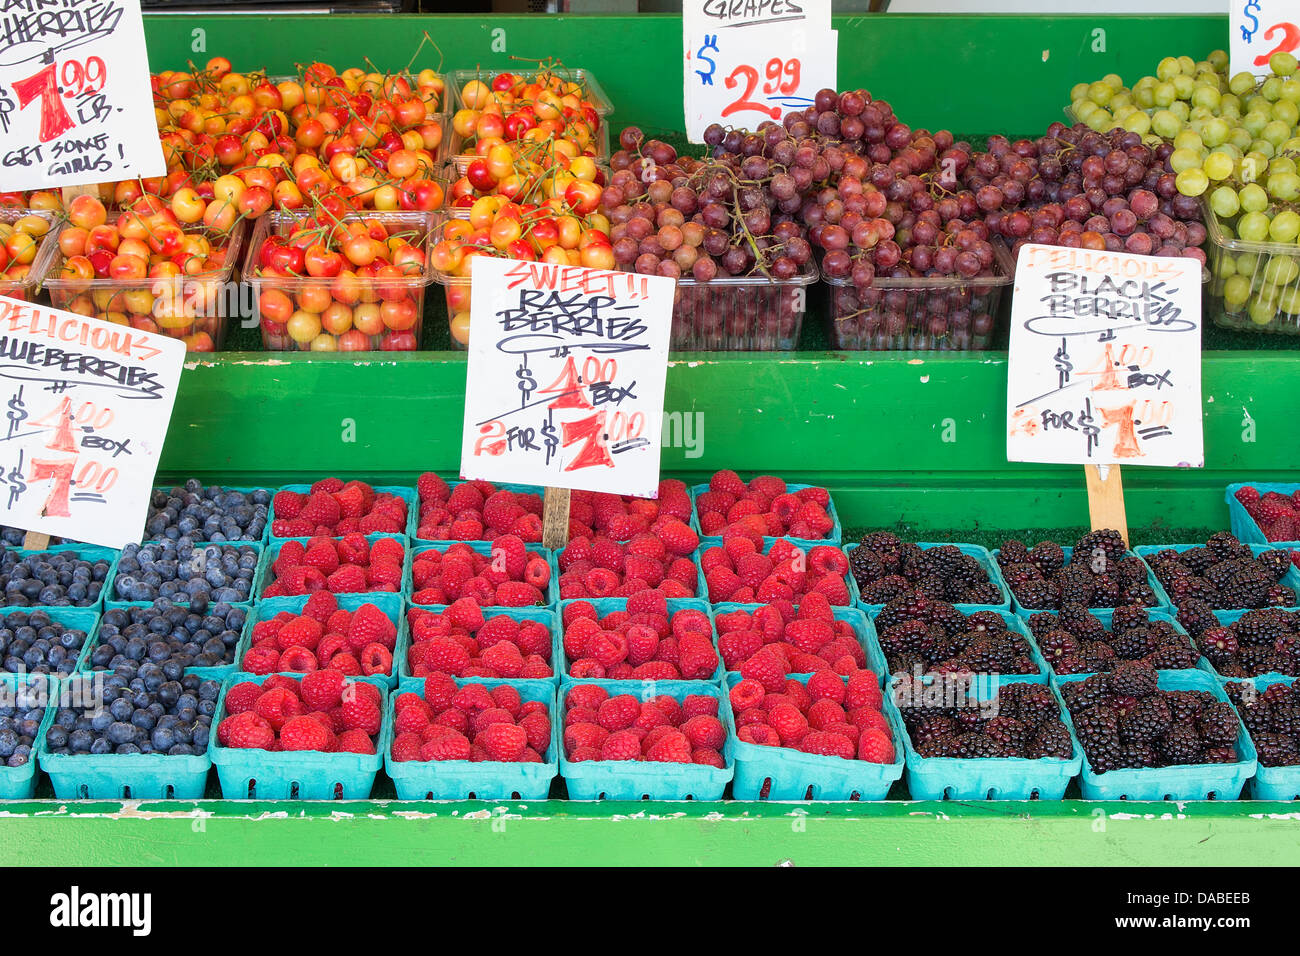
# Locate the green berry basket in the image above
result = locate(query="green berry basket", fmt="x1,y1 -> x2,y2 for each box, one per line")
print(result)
406,541 -> 559,610
104,541 -> 266,611
557,597 -> 721,684
267,483 -> 418,541
257,533 -> 411,603
1220,675 -> 1300,800
384,677 -> 558,800
847,541 -> 1012,614
0,673 -> 58,799
0,544 -> 120,617
209,672 -> 390,800
712,603 -> 891,686
1135,543 -> 1300,611
1225,482 -> 1300,548
399,605 -> 561,683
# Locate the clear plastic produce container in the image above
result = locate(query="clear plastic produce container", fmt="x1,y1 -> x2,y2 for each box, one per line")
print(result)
244,210 -> 435,352
446,67 -> 614,117
668,258 -> 819,351
43,219 -> 247,353
0,208 -> 60,301
824,246 -> 1012,351
1203,199 -> 1300,336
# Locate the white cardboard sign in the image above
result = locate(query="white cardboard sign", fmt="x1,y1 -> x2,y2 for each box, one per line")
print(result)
1006,244 -> 1204,469
0,294 -> 186,548
460,256 -> 675,499
0,0 -> 165,190
1231,1 -> 1300,78
683,0 -> 837,143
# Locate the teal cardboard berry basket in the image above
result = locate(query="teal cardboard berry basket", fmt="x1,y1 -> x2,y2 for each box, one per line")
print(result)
1220,675 -> 1300,800
1136,543 -> 1300,612
1014,606 -> 1215,679
78,602 -> 242,681
412,479 -> 545,546
406,540 -> 559,609
867,607 -> 1052,685
0,544 -> 119,617
1055,669 -> 1258,801
236,592 -> 408,688
38,672 -> 221,800
384,677 -> 558,800
697,538 -> 855,607
993,545 -> 1171,615
209,672 -> 390,800
557,597 -> 721,684
1225,482 -> 1300,548
847,541 -> 1012,614
258,533 -> 411,602
5,607 -> 102,679
558,679 -> 733,800
267,483 -> 418,541
690,482 -> 842,549
712,602 -> 891,686
724,672 -> 905,801
0,673 -> 58,799
144,482 -> 274,546
1194,607 -> 1300,683
398,604 -> 561,683
104,540 -> 266,611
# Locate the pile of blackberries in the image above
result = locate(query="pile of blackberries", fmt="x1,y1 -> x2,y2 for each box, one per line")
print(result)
113,540 -> 259,605
898,681 -> 1074,759
1225,680 -> 1300,767
88,598 -> 246,673
45,672 -> 219,757
996,529 -> 1157,610
874,596 -> 1039,677
1178,601 -> 1300,677
0,548 -> 111,608
849,533 -> 1004,606
1024,603 -> 1201,674
0,610 -> 92,676
1144,533 -> 1296,610
144,481 -> 270,544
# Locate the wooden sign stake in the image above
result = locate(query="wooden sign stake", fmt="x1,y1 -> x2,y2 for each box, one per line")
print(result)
541,487 -> 571,550
1084,464 -> 1128,547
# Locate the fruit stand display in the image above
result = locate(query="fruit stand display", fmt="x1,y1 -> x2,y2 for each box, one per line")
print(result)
2,11 -> 1300,868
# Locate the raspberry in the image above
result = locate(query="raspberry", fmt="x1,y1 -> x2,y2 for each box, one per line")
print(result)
806,670 -> 847,705
255,686 -> 302,731
644,729 -> 693,762
600,730 -> 642,761
392,731 -> 423,762
798,730 -> 855,760
218,711 -> 275,749
341,689 -> 382,735
422,731 -> 472,761
348,603 -> 397,649
654,517 -> 699,556
681,714 -> 726,750
335,728 -> 376,754
596,695 -> 641,731
858,727 -> 896,763
279,715 -> 334,752
223,681 -> 264,715
519,711 -> 552,752
767,702 -> 809,745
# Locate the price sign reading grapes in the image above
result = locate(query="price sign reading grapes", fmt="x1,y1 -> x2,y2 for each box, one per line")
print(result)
683,0 -> 838,143
0,294 -> 185,548
1005,245 -> 1204,470
0,0 -> 164,190
459,257 -> 675,499
1231,0 -> 1300,77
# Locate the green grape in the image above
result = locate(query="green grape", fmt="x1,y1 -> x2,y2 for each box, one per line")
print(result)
1230,71 -> 1258,95
1250,293 -> 1280,325
1172,74 -> 1196,99
1189,106 -> 1214,124
1263,119 -> 1292,146
1246,94 -> 1271,114
1263,253 -> 1300,282
1209,49 -> 1230,70
1191,84 -> 1222,111
1215,254 -> 1238,279
1070,81 -> 1090,101
1283,136 -> 1300,154
1268,171 -> 1300,201
1169,147 -> 1202,173
1177,54 -> 1197,75
1212,184 -> 1242,217
1282,78 -> 1300,103
1135,85 -> 1157,109
1175,168 -> 1209,196
1085,109 -> 1111,131
1273,98 -> 1300,126
1158,56 -> 1182,82
1111,91 -> 1135,111
1261,76 -> 1285,102
1201,117 -> 1230,147
1238,210 -> 1272,241
1112,104 -> 1137,123
1122,111 -> 1151,135
1272,51 -> 1299,76
1223,275 -> 1252,309
1170,100 -> 1190,121
1243,110 -> 1270,136
1173,129 -> 1204,151
1103,72 -> 1124,88
1151,109 -> 1183,138
1240,181 -> 1269,210
1072,100 -> 1098,123
1237,252 -> 1262,274
1270,156 -> 1298,176
1152,81 -> 1176,107
1229,127 -> 1255,151
1088,80 -> 1115,106
1204,152 -> 1235,180
1249,139 -> 1277,158
1279,286 -> 1300,313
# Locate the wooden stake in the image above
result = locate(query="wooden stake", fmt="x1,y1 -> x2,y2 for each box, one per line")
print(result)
1084,464 -> 1128,547
541,487 -> 571,550
21,531 -> 48,552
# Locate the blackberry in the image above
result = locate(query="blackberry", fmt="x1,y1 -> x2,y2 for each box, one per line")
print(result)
1062,673 -> 1112,710
1027,542 -> 1065,576
1073,529 -> 1128,567
1001,683 -> 1056,724
997,540 -> 1031,566
1036,628 -> 1081,664
1029,721 -> 1074,759
1073,704 -> 1119,738
1060,603 -> 1107,638
875,594 -> 935,633
1207,531 -> 1250,562
1119,696 -> 1172,742
1196,701 -> 1240,747
1110,627 -> 1154,660
1118,742 -> 1159,768
966,583 -> 1004,604
1268,703 -> 1300,738
1120,584 -> 1159,606
966,611 -> 1008,633
1058,578 -> 1096,608
1157,724 -> 1204,765
860,575 -> 911,605
1015,580 -> 1059,610
929,603 -> 970,637
1081,641 -> 1117,673
984,716 -> 1029,752
907,714 -> 956,745
1111,604 -> 1150,631
915,576 -> 949,601
1162,690 -> 1205,724
1176,599 -> 1218,637
1025,611 -> 1061,637
1092,575 -> 1123,608
917,732 -> 962,758
1077,727 -> 1124,773
1256,548 -> 1293,581
1236,609 -> 1293,647
1145,639 -> 1201,671
954,732 -> 1005,758
1202,746 -> 1239,763
848,544 -> 884,586
1265,585 -> 1297,608
886,651 -> 927,678
1109,660 -> 1158,698
1254,731 -> 1300,767
1115,558 -> 1151,585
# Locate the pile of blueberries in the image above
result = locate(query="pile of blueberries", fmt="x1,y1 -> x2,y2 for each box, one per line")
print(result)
0,549 -> 111,608
46,672 -> 219,757
88,597 -> 245,672
144,482 -> 270,544
113,540 -> 259,605
0,610 -> 91,676
0,677 -> 51,768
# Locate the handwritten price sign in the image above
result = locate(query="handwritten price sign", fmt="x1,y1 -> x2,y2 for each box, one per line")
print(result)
459,257 -> 675,499
1232,1 -> 1300,77
0,294 -> 185,548
1005,245 -> 1204,470
683,0 -> 837,143
0,0 -> 164,190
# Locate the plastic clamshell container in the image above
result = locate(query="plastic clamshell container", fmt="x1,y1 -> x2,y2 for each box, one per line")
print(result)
689,482 -> 841,548
238,591 -> 408,688
43,218 -> 247,352
1197,607 -> 1300,683
257,533 -> 411,600
557,597 -> 719,683
399,604 -> 560,682
443,126 -> 611,181
209,672 -> 390,800
1013,606 -> 1214,678
1220,675 -> 1300,799
725,672 -> 905,801
267,483 -> 417,540
1135,543 -> 1300,611
1056,669 -> 1257,800
667,257 -> 818,351
82,602 -> 245,681
900,676 -> 1082,800
697,537 -> 851,607
1225,481 -> 1300,547
384,677 -> 559,800
144,482 -> 275,546
104,540 -> 266,610
0,543 -> 119,618
0,673 -> 58,798
824,242 -> 1012,351
711,603 -> 890,685
39,672 -> 220,800
558,679 -> 733,800
0,208 -> 60,301
407,541 -> 560,609
243,210 -> 435,352
867,607 -> 1052,684
993,545 -> 1171,614
412,478 -> 545,544
1203,198 -> 1300,337
447,66 -> 614,117
846,541 -> 1013,614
